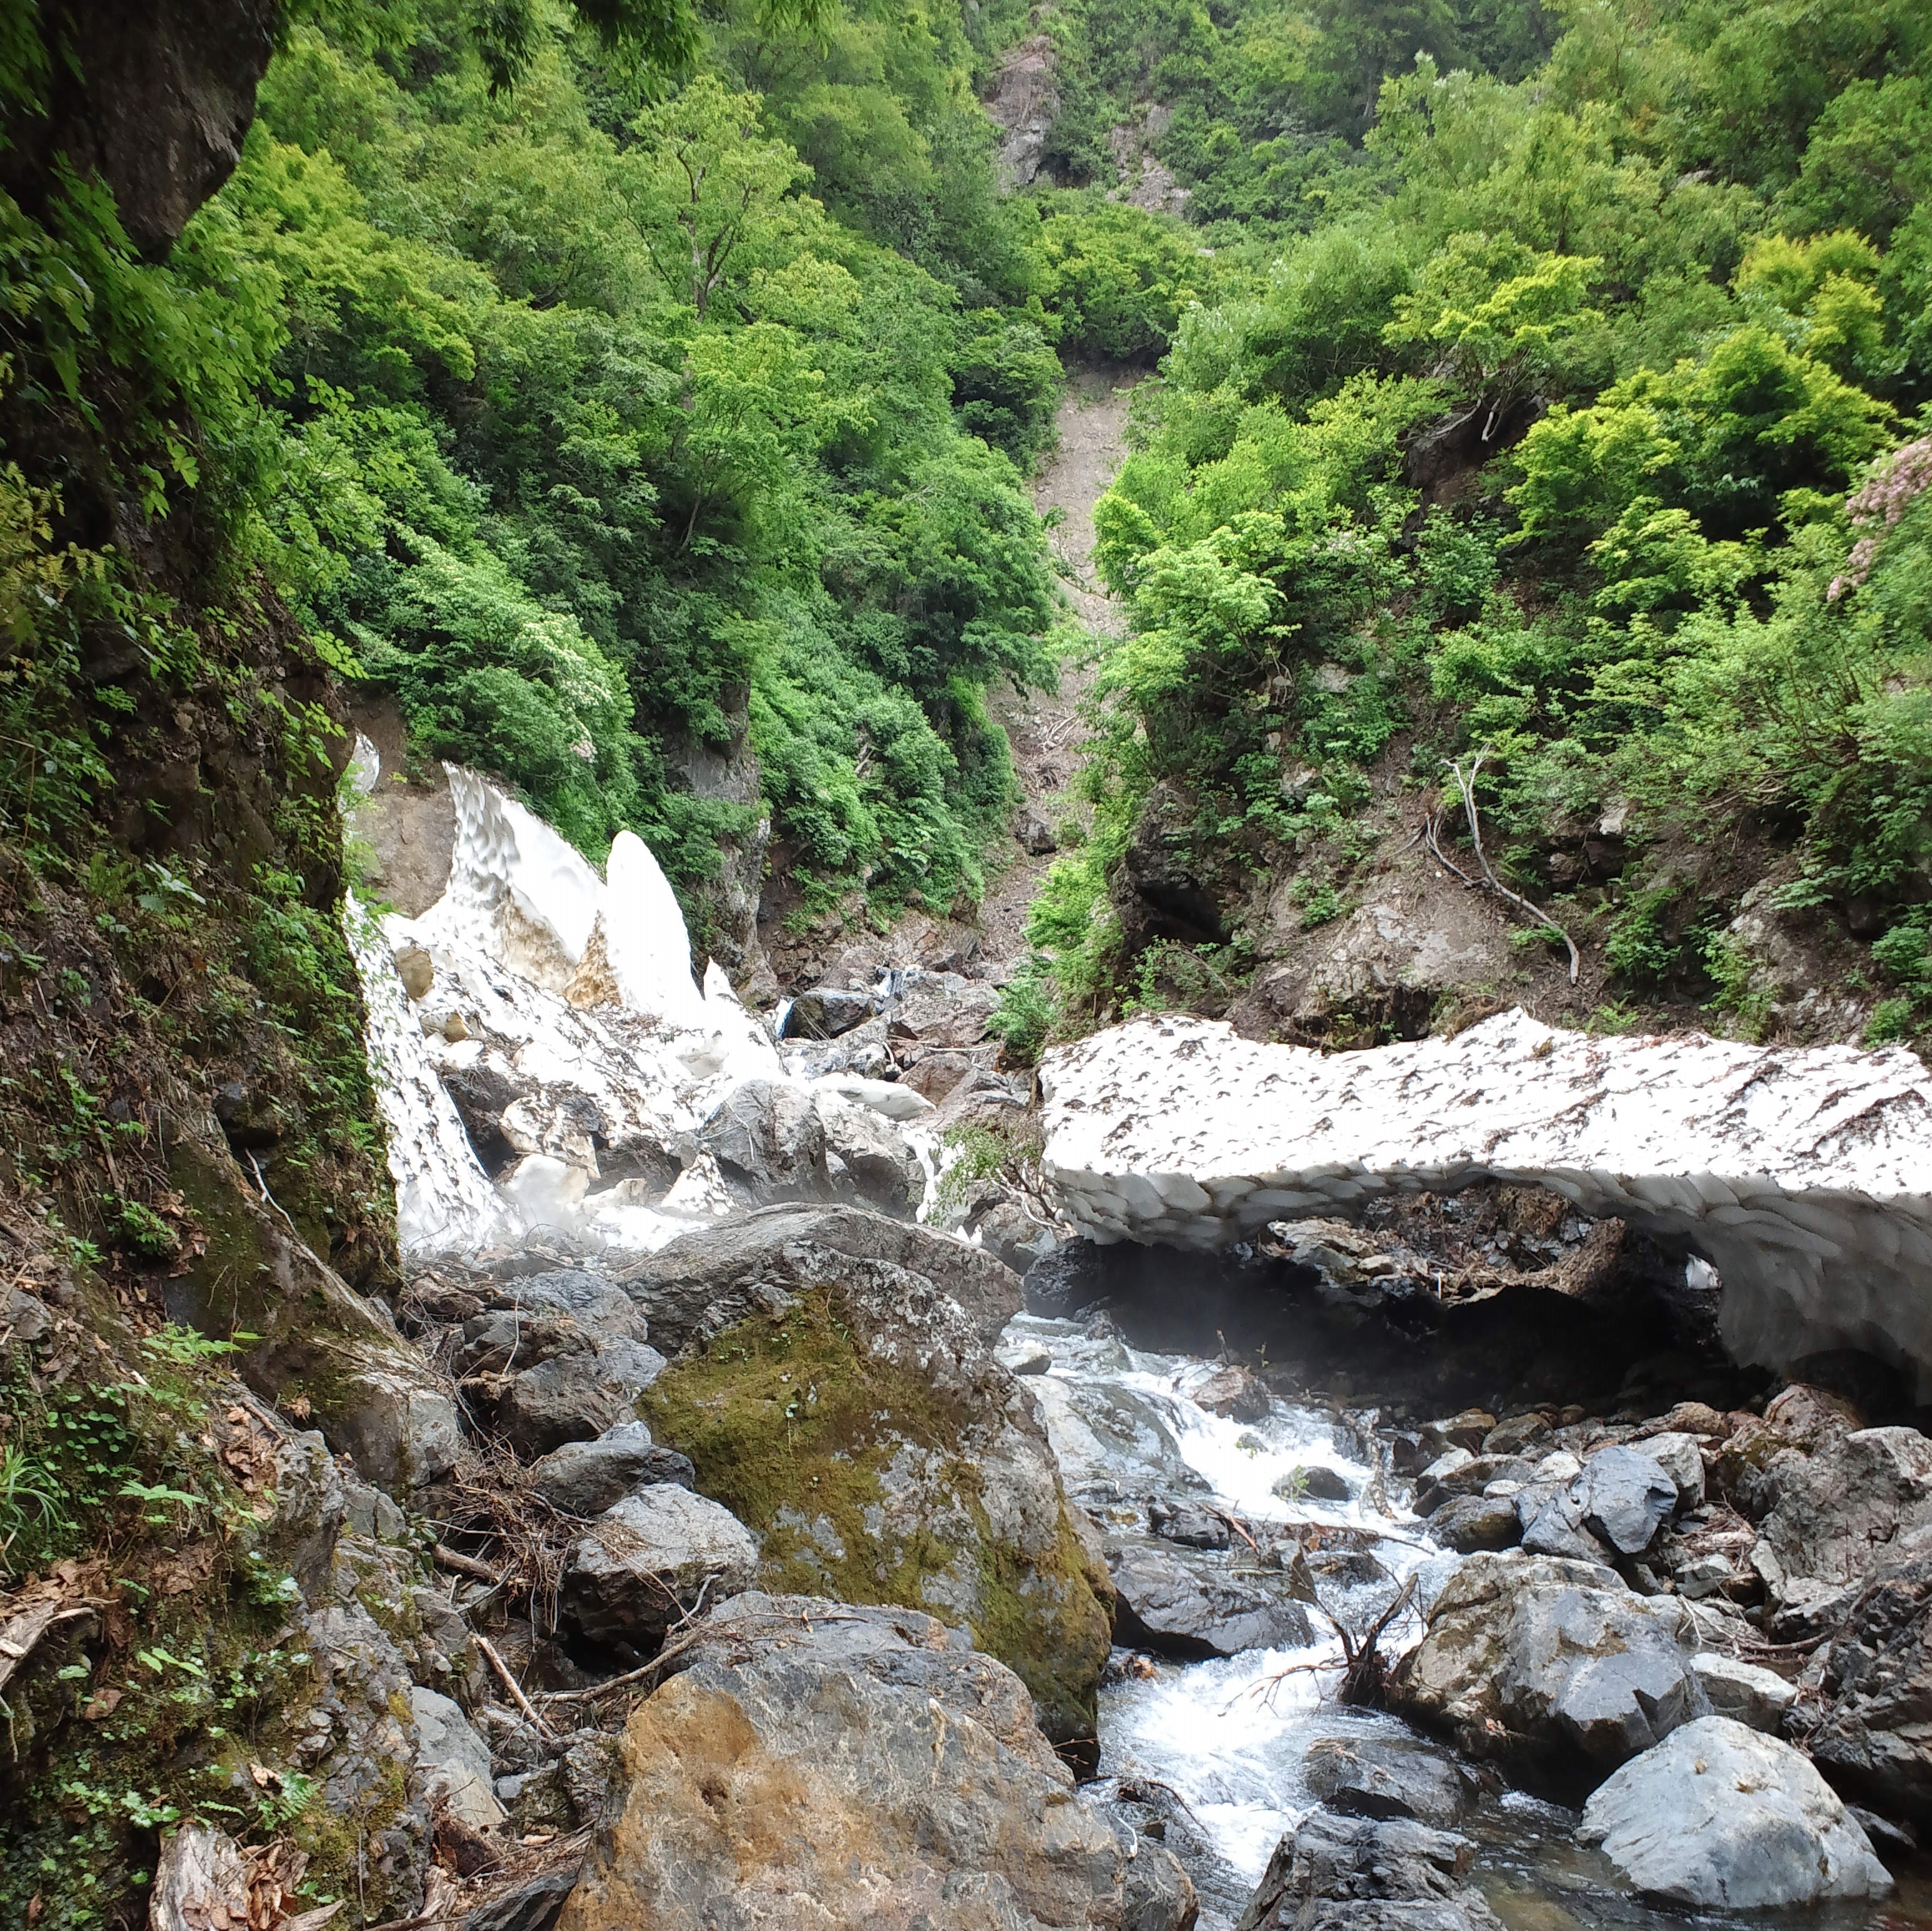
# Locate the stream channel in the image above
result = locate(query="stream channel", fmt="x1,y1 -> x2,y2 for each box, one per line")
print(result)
1006,1265 -> 1932,1931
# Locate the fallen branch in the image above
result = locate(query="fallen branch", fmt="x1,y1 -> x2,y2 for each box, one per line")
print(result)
0,1597 -> 99,1695
433,1542 -> 502,1585
1428,753 -> 1580,985
477,1635 -> 556,1741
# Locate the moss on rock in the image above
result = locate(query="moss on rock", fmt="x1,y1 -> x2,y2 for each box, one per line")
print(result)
643,1285 -> 1110,1750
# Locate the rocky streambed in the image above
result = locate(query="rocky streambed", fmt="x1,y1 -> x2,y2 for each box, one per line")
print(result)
130,758 -> 1932,1931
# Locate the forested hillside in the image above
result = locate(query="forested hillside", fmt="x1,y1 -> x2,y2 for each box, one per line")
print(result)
1003,0 -> 1932,1058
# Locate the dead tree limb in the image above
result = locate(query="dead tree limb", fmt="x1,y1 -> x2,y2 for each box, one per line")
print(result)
1429,754 -> 1580,985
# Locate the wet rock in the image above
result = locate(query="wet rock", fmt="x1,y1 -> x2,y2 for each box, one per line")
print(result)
783,985 -> 875,1039
1418,1454 -> 1533,1514
1137,1501 -> 1220,1553
411,1686 -> 505,1832
1390,1552 -> 1709,1791
1483,1414 -> 1552,1457
463,1865 -> 581,1931
620,1202 -> 1021,1353
497,1340 -> 666,1460
1432,1494 -> 1523,1554
554,1592 -> 1196,1931
527,1421 -> 695,1515
1194,1363 -> 1272,1424
1109,1544 -> 1316,1660
1579,1716 -> 1890,1909
562,1486 -> 759,1653
1810,1529 -> 1932,1822
1234,1812 -> 1500,1931
1293,1466 -> 1356,1504
1303,1734 -> 1469,1829
1517,1484 -> 1612,1564
1687,1652 -> 1797,1733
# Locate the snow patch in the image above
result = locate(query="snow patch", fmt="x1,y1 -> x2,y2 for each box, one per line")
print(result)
1039,1011 -> 1932,1392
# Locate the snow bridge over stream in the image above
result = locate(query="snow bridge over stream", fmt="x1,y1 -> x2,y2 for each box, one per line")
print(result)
1038,1013 -> 1932,1396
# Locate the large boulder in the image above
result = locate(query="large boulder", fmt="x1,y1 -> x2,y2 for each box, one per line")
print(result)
496,1341 -> 666,1460
1108,1544 -> 1316,1660
1578,1716 -> 1891,1909
561,1486 -> 759,1653
619,1203 -> 1022,1351
633,1211 -> 1110,1753
552,1593 -> 1196,1931
1389,1553 -> 1708,1792
1234,1812 -> 1501,1931
1809,1528 -> 1932,1822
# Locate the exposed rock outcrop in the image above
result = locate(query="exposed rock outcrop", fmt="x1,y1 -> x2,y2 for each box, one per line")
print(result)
1234,1812 -> 1501,1931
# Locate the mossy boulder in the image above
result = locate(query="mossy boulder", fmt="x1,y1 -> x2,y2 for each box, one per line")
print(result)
636,1214 -> 1110,1756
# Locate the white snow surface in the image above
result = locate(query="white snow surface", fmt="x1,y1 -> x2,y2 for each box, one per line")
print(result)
1039,1010 -> 1932,1392
351,767 -> 793,1258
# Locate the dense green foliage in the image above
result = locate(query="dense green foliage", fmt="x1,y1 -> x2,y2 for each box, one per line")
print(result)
1008,0 -> 1932,1051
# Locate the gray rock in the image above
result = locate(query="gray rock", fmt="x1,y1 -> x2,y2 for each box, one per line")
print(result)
464,1866 -> 580,1931
1153,1500 -> 1231,1549
411,1687 -> 505,1832
270,1429 -> 346,1598
1517,1483 -> 1612,1564
1759,1425 -> 1932,1589
497,1340 -> 666,1460
1687,1652 -> 1797,1733
562,1485 -> 759,1651
618,1202 -> 1022,1353
1295,1466 -> 1356,1504
1390,1552 -> 1710,1790
559,1731 -> 627,1829
814,1087 -> 924,1218
1577,1446 -> 1679,1556
496,1764 -> 572,1833
1303,1734 -> 1468,1828
554,1593 -> 1195,1931
974,1198 -> 1061,1273
1634,1431 -> 1706,1510
1110,1544 -> 1317,1660
335,1364 -> 463,1491
783,985 -> 876,1039
1811,1530 -> 1932,1822
696,1077 -> 827,1200
1578,1716 -> 1891,1909
527,1421 -> 695,1515
1432,1495 -> 1523,1555
1234,1811 -> 1501,1931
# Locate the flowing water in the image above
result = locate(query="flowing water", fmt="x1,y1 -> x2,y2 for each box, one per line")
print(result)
1008,1305 -> 1932,1931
